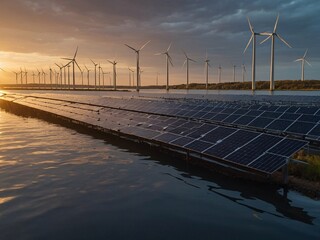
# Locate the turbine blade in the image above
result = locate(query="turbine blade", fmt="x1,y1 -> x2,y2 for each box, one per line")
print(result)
244,34 -> 253,54
74,46 -> 79,59
277,34 -> 292,48
55,63 -> 61,68
90,59 -> 96,65
294,58 -> 302,62
305,60 -> 312,67
154,53 -> 162,56
303,49 -> 308,58
260,32 -> 272,36
167,42 -> 172,52
124,44 -> 137,52
182,59 -> 187,68
260,35 -> 272,44
189,58 -> 197,63
247,17 -> 254,33
139,40 -> 150,51
62,58 -> 73,60
168,54 -> 174,67
107,60 -> 113,64
183,50 -> 188,58
75,60 -> 81,71
273,14 -> 279,32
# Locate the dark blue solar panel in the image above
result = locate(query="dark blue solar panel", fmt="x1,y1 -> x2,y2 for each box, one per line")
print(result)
248,117 -> 273,129
202,112 -> 217,120
167,127 -> 190,135
268,138 -> 307,157
298,115 -> 320,123
275,106 -> 290,113
200,127 -> 236,143
153,132 -> 180,143
259,106 -> 279,112
260,112 -> 282,119
267,119 -> 293,131
248,153 -> 287,174
279,113 -> 301,121
226,134 -> 282,165
308,124 -> 320,138
233,116 -> 255,125
211,113 -> 229,121
184,140 -> 212,152
204,130 -> 259,158
246,110 -> 263,117
170,136 -> 195,147
211,107 -> 224,113
180,121 -> 202,129
134,128 -> 161,139
296,107 -> 319,115
192,111 -> 209,118
286,106 -> 299,113
221,108 -> 237,114
249,105 -> 260,110
222,114 -> 241,124
286,121 -> 315,135
234,109 -> 249,115
169,119 -> 188,127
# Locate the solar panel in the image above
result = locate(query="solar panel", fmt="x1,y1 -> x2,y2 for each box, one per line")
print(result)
298,115 -> 320,123
202,112 -> 217,120
184,140 -> 212,152
246,110 -> 263,117
296,107 -> 319,115
275,106 -> 290,113
234,109 -> 249,115
248,117 -> 273,129
268,138 -> 307,157
308,124 -> 320,138
204,130 -> 260,158
261,112 -> 282,119
153,132 -> 181,143
211,113 -> 230,121
222,114 -> 241,124
267,119 -> 293,131
248,153 -> 287,174
200,127 -> 236,143
279,113 -> 301,121
192,111 -> 209,118
225,134 -> 282,165
286,106 -> 299,113
133,128 -> 161,139
170,136 -> 195,147
233,115 -> 255,125
286,121 -> 315,135
167,127 -> 190,135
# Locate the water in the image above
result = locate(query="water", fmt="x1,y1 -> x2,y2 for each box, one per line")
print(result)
0,107 -> 319,239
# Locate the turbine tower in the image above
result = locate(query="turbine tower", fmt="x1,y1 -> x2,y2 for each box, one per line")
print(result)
12,71 -> 19,84
242,64 -> 247,83
204,53 -> 210,89
232,65 -> 236,82
55,64 -> 63,88
295,49 -> 311,81
108,60 -> 118,90
90,59 -> 98,89
84,65 -> 90,89
218,65 -> 222,83
260,14 -> 292,91
125,40 -> 150,92
62,47 -> 81,89
244,17 -> 261,90
155,43 -> 173,91
182,51 -> 196,89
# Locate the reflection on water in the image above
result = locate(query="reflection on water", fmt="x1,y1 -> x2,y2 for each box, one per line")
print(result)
0,108 -> 319,240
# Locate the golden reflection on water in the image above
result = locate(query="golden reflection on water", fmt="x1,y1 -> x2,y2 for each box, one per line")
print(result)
0,196 -> 15,205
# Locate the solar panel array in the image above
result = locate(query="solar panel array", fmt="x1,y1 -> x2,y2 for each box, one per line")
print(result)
85,97 -> 320,141
3,94 -> 309,175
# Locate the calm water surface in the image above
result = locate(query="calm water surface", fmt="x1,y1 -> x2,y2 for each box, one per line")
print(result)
0,108 -> 319,240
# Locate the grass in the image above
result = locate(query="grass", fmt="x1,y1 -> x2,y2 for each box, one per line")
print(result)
290,151 -> 320,181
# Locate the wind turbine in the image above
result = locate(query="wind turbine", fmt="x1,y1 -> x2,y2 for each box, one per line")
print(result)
32,71 -> 36,84
260,14 -> 292,91
242,64 -> 247,83
218,65 -> 222,83
84,65 -> 90,88
155,43 -> 173,91
98,64 -> 101,89
204,53 -> 211,89
12,71 -> 19,84
295,49 -> 311,81
36,69 -> 41,86
108,60 -> 118,90
62,46 -> 81,89
41,69 -> 47,86
20,68 -> 23,85
128,68 -> 134,87
244,17 -> 261,90
24,68 -> 28,85
79,67 -> 84,86
55,64 -> 63,88
124,40 -> 150,92
232,65 -> 236,82
90,59 -> 98,89
49,67 -> 53,88
182,51 -> 196,89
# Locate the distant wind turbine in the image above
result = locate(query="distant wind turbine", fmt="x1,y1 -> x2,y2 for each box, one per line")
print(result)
218,65 -> 222,83
155,43 -> 173,91
182,51 -> 196,89
204,53 -> 211,89
128,68 -> 134,87
49,67 -> 53,88
12,71 -> 19,84
244,17 -> 261,90
36,68 -> 41,85
90,59 -> 98,89
32,71 -> 36,84
24,68 -> 28,85
124,40 -> 150,92
108,60 -> 118,90
242,64 -> 247,83
62,46 -> 81,89
84,65 -> 90,88
260,14 -> 292,91
55,64 -> 63,87
232,65 -> 236,82
295,49 -> 311,81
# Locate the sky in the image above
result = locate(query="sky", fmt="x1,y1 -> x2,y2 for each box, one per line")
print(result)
0,0 -> 319,86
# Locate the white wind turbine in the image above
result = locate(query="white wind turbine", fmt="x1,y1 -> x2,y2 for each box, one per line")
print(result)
260,14 -> 292,91
242,64 -> 247,82
12,71 -> 19,84
128,68 -> 134,87
90,59 -> 98,89
155,43 -> 173,91
182,51 -> 196,89
295,49 -> 311,81
244,17 -> 261,90
204,53 -> 211,89
49,67 -> 53,88
84,65 -> 90,88
62,47 -> 81,89
108,60 -> 118,90
218,65 -> 222,83
55,64 -> 63,87
125,40 -> 150,92
232,65 -> 236,82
